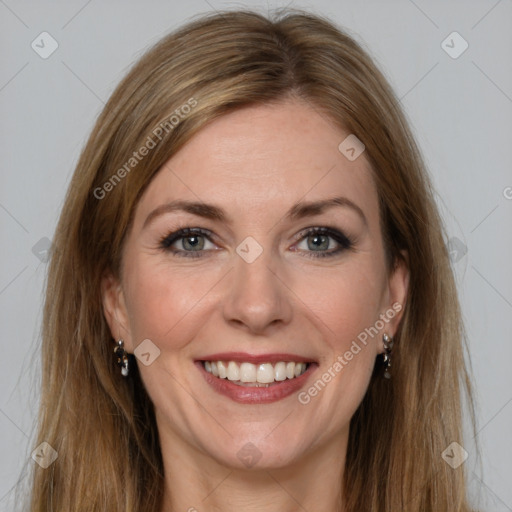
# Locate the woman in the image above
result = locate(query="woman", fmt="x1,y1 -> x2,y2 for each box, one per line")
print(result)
27,8 -> 478,512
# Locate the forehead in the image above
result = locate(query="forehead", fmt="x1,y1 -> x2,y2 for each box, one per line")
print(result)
134,99 -> 379,230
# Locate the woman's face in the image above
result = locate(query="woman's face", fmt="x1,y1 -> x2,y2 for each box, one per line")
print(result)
102,98 -> 408,470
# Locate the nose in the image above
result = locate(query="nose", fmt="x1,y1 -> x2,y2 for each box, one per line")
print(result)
222,243 -> 294,334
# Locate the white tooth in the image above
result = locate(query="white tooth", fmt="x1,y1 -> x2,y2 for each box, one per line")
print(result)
217,361 -> 227,379
240,362 -> 257,382
257,363 -> 275,384
204,361 -> 211,373
286,362 -> 295,379
227,361 -> 240,381
294,362 -> 304,377
211,362 -> 219,377
274,362 -> 287,381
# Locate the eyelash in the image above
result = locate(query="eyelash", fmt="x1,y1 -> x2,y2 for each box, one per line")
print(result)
158,226 -> 354,259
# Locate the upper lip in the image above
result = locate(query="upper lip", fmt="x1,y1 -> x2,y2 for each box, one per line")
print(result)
196,352 -> 316,364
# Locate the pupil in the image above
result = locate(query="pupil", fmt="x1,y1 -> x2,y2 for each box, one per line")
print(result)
185,235 -> 202,250
310,234 -> 328,250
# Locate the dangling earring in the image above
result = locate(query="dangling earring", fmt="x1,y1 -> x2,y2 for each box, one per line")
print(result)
382,333 -> 394,379
114,339 -> 129,377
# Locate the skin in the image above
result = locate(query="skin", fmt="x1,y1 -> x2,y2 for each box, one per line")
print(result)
102,98 -> 409,512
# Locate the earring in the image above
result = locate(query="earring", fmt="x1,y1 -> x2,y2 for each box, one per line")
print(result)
382,333 -> 394,379
114,339 -> 129,377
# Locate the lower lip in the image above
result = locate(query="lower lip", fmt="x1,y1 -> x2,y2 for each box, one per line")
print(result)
195,361 -> 317,404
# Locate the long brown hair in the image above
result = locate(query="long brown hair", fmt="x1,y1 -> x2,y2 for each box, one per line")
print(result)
24,8 -> 477,511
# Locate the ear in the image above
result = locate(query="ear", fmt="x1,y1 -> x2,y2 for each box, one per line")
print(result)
381,250 -> 410,344
101,271 -> 133,352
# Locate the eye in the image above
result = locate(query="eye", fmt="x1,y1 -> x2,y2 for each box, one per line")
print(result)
293,227 -> 354,258
158,226 -> 354,259
158,227 -> 217,258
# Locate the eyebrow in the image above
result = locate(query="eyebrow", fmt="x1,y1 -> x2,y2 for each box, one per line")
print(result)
142,195 -> 367,230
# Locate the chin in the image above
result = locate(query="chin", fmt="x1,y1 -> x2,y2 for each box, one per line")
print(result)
197,428 -> 313,472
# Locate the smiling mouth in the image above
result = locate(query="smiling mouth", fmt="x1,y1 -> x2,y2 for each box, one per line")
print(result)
201,360 -> 311,387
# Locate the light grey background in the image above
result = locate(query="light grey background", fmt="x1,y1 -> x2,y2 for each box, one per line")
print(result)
1,0 -> 511,510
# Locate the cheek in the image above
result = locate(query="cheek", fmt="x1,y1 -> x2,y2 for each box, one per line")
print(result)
292,264 -> 383,409
294,262 -> 384,350
122,255 -> 222,348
